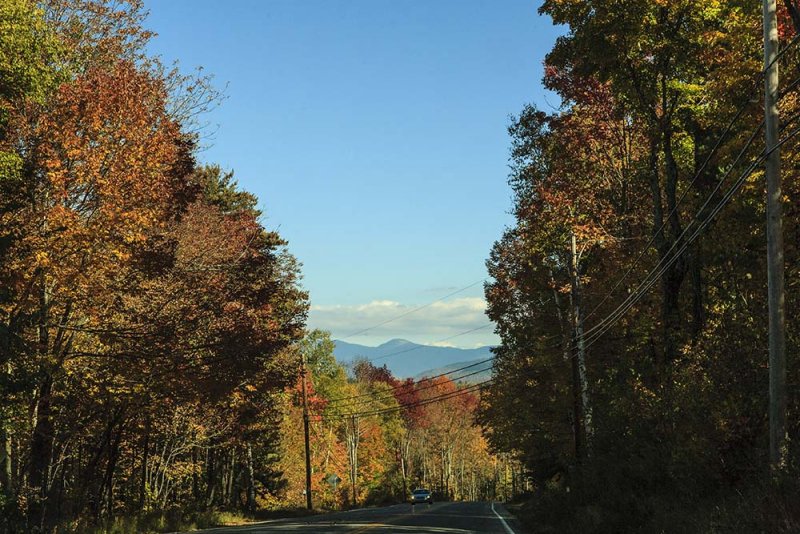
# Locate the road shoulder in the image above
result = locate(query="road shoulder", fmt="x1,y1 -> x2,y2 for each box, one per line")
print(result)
492,502 -> 528,534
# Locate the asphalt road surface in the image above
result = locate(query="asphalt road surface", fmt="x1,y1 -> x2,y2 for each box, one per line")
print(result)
185,501 -> 523,534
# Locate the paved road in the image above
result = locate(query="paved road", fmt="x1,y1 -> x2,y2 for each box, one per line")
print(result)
187,501 -> 522,534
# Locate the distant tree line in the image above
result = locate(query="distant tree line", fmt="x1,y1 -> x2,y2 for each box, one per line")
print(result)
281,330 -> 510,510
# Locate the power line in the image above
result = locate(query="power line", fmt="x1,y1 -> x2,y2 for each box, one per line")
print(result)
338,279 -> 486,340
570,61 -> 800,357
325,354 -> 496,405
580,145 -> 762,350
322,362 -> 495,411
583,128 -> 799,351
358,379 -> 492,418
314,378 -> 493,421
577,121 -> 800,355
328,332 -> 562,404
322,379 -> 492,420
580,116 -> 765,342
580,34 -> 800,327
365,323 -> 494,364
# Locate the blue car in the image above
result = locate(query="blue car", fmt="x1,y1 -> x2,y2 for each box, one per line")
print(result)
410,488 -> 433,504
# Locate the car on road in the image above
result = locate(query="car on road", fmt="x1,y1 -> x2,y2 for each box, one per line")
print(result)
410,488 -> 433,504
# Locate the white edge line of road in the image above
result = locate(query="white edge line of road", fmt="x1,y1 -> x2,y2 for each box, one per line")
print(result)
491,501 -> 517,534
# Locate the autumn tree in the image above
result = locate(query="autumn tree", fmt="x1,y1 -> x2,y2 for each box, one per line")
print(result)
0,2 -> 308,530
482,1 -> 800,531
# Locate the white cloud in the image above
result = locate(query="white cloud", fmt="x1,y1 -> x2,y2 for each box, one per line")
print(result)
307,297 -> 498,348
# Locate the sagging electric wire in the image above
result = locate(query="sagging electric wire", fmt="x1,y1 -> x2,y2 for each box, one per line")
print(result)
578,121 -> 800,355
339,279 -> 486,340
312,379 -> 494,421
580,34 -> 800,327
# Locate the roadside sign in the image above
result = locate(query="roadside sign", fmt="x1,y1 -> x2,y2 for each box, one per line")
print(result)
326,474 -> 341,491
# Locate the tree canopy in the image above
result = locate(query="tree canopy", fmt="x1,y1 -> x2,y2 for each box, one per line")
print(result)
480,2 -> 800,531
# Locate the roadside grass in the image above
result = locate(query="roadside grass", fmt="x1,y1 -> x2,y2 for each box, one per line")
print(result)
65,510 -> 246,534
65,506 -> 319,534
504,478 -> 800,534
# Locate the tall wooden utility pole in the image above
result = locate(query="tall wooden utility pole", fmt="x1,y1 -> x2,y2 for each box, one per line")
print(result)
300,352 -> 313,509
763,0 -> 787,474
347,414 -> 359,506
570,233 -> 592,455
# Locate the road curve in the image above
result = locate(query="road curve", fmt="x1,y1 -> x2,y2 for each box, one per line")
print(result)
183,501 -> 524,534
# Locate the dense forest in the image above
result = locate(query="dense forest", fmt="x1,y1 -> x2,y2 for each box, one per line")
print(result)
0,2 -> 505,532
0,0 -> 309,531
480,1 -> 800,532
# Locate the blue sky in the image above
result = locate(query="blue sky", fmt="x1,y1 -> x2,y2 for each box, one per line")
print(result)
144,0 -> 562,347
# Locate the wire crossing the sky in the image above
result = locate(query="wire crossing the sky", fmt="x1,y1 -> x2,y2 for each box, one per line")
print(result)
339,279 -> 486,340
565,117 -> 800,360
311,378 -> 494,421
578,122 -> 800,355
563,38 -> 800,359
323,329 -> 563,406
325,355 -> 496,405
578,34 -> 800,330
324,363 -> 495,411
366,323 -> 494,364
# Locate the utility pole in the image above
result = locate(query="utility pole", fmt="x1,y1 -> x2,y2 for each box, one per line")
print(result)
763,0 -> 787,475
347,414 -> 359,507
570,233 -> 592,455
300,351 -> 313,509
549,268 -> 583,459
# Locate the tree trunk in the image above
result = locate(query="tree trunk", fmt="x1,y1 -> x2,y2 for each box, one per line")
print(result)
0,422 -> 11,495
29,373 -> 53,528
206,445 -> 216,507
549,268 -> 582,459
192,445 -> 199,501
140,415 -> 150,510
399,441 -> 408,500
1,340 -> 13,496
439,448 -> 445,498
346,416 -> 359,507
661,125 -> 687,368
103,426 -> 122,528
571,234 -> 593,454
225,451 -> 235,507
245,444 -> 255,512
29,271 -> 53,529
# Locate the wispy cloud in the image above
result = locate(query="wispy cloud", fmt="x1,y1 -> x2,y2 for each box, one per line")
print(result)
308,297 -> 498,348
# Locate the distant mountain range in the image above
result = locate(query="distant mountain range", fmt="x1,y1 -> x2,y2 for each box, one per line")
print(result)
333,338 -> 495,379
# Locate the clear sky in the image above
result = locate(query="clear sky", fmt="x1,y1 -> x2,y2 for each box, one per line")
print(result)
143,0 -> 562,348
